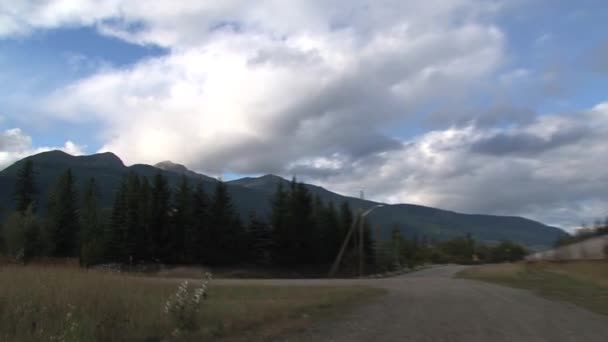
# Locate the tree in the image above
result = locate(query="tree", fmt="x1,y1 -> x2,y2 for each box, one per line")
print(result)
362,220 -> 375,268
46,169 -> 80,258
172,176 -> 194,263
137,177 -> 152,261
80,178 -> 104,266
150,173 -> 171,262
124,172 -> 146,263
248,213 -> 273,265
1,207 -> 44,263
14,160 -> 37,213
271,183 -> 290,264
283,179 -> 317,265
319,201 -> 341,263
107,178 -> 128,262
192,182 -> 209,264
488,241 -> 527,263
339,202 -> 354,247
208,180 -> 244,265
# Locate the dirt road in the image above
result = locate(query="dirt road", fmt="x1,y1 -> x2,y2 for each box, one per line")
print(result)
271,265 -> 608,342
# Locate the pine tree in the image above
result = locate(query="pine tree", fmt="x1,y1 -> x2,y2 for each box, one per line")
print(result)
150,173 -> 171,263
248,212 -> 272,265
285,180 -> 316,265
192,182 -> 209,264
362,220 -> 375,268
80,178 -> 104,266
47,169 -> 80,258
208,180 -> 243,265
124,173 -> 143,263
107,178 -> 128,262
318,201 -> 341,263
339,201 -> 354,249
14,160 -> 37,213
172,176 -> 194,263
138,177 -> 152,261
271,183 -> 289,264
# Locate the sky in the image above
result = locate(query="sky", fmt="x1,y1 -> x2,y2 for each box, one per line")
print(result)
0,0 -> 607,230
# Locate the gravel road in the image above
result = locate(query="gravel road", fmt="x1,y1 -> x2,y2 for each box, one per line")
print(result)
270,265 -> 608,342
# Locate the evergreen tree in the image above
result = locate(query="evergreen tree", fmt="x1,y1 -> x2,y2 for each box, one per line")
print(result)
362,220 -> 375,268
285,180 -> 316,265
317,200 -> 341,263
14,160 -> 37,213
107,178 -> 128,262
248,212 -> 272,265
339,201 -> 354,249
138,177 -> 152,261
124,173 -> 144,263
208,180 -> 243,265
192,182 -> 209,264
47,169 -> 80,257
271,183 -> 289,264
150,173 -> 171,262
172,176 -> 194,263
80,178 -> 104,266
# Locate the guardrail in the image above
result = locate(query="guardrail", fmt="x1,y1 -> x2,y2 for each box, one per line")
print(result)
526,235 -> 608,261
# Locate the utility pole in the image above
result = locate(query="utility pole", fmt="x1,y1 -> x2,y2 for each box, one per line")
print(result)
328,204 -> 384,278
359,213 -> 364,278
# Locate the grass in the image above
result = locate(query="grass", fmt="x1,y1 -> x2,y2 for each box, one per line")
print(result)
457,261 -> 608,316
0,265 -> 384,342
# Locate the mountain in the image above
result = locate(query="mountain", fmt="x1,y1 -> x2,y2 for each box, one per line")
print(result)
0,151 -> 567,249
0,151 -> 266,218
155,161 -> 217,182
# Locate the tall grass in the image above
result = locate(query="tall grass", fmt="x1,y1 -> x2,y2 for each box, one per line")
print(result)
458,261 -> 608,316
0,265 -> 381,341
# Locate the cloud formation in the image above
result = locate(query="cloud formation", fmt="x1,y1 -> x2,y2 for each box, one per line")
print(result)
38,0 -> 504,171
315,104 -> 608,228
1,0 -> 607,229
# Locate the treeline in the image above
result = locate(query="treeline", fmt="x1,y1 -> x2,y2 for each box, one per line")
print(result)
375,228 -> 528,271
0,160 -> 368,269
554,218 -> 608,247
1,160 -> 528,272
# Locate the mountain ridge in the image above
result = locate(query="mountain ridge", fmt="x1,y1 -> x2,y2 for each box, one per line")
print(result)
0,150 -> 567,249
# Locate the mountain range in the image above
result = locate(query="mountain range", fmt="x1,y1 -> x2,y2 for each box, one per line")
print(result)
0,151 -> 567,249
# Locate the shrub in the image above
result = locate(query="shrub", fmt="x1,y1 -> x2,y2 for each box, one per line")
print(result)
1,208 -> 46,262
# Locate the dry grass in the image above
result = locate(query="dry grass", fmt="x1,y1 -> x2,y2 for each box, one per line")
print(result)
458,261 -> 608,315
0,265 -> 383,342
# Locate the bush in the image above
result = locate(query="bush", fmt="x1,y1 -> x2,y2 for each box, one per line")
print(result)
1,209 -> 46,262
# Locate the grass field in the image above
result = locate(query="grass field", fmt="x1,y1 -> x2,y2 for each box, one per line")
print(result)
0,266 -> 384,341
458,261 -> 608,316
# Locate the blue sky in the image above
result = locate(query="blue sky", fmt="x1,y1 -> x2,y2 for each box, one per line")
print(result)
0,0 -> 607,228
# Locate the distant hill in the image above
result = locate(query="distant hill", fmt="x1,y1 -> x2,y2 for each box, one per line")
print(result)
0,151 -> 567,249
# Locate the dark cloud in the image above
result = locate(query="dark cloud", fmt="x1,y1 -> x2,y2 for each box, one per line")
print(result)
470,124 -> 588,156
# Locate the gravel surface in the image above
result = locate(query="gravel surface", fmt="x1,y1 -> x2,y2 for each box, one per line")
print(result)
270,265 -> 608,342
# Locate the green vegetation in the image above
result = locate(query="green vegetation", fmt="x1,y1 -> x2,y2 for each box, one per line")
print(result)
0,266 -> 383,341
1,159 -> 530,276
1,160 -> 372,273
375,229 -> 528,271
458,262 -> 608,316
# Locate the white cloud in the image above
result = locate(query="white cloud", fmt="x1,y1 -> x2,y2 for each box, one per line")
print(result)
0,128 -> 85,170
8,0 -> 606,230
40,0 -> 504,174
313,103 -> 608,230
